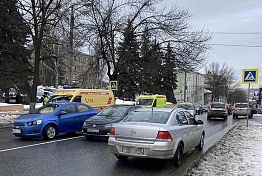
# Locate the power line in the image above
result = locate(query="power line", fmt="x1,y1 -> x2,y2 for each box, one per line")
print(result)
208,43 -> 262,48
207,32 -> 262,35
184,32 -> 262,35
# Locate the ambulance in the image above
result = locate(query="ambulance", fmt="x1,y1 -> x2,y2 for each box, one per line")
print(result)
137,94 -> 167,107
49,89 -> 115,110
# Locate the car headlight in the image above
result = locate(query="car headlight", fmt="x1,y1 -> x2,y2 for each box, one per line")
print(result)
104,123 -> 115,128
27,120 -> 42,126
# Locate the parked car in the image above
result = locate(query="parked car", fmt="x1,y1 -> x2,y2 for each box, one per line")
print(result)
108,108 -> 205,167
12,102 -> 97,139
194,104 -> 203,115
257,105 -> 262,114
207,102 -> 228,120
176,103 -> 196,117
82,105 -> 140,139
232,103 -> 252,119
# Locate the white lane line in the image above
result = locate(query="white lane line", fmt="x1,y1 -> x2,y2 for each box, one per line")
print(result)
0,136 -> 84,153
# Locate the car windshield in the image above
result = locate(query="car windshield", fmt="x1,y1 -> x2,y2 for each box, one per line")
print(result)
177,104 -> 194,110
49,95 -> 72,103
35,104 -> 60,114
137,99 -> 153,106
235,104 -> 248,108
123,111 -> 170,124
97,106 -> 130,117
211,103 -> 225,108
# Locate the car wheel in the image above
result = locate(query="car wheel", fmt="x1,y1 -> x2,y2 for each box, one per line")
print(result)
85,135 -> 93,140
115,155 -> 128,160
44,125 -> 57,140
196,133 -> 205,151
174,143 -> 183,167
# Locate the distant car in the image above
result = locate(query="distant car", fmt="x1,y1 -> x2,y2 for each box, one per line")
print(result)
207,102 -> 228,120
251,104 -> 258,115
82,105 -> 140,139
257,105 -> 262,114
194,104 -> 203,115
202,105 -> 209,112
176,103 -> 196,117
232,103 -> 252,119
108,108 -> 205,167
12,102 -> 97,139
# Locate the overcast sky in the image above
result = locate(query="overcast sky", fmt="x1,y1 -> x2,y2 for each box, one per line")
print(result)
164,0 -> 262,88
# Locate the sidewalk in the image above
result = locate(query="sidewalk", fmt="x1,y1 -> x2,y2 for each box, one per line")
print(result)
186,117 -> 262,176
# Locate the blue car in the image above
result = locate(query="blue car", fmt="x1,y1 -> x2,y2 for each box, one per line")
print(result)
12,102 -> 98,139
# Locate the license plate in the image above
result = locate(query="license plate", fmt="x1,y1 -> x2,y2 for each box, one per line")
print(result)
87,128 -> 99,133
12,129 -> 21,134
122,147 -> 144,155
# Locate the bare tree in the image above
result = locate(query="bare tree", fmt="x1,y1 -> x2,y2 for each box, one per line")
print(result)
18,0 -> 71,111
205,62 -> 237,102
78,0 -> 210,80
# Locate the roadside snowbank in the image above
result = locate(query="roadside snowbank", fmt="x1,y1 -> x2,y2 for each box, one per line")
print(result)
0,114 -> 18,125
186,120 -> 262,176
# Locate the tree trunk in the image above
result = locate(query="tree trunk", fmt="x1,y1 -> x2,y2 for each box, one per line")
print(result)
29,46 -> 41,112
4,89 -> 9,103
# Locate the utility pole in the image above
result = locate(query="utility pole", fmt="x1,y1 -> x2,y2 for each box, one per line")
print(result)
184,72 -> 187,102
69,5 -> 74,85
195,73 -> 198,103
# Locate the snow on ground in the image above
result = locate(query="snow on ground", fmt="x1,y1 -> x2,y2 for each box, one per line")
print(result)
0,114 -> 18,125
115,98 -> 136,105
23,103 -> 43,110
186,120 -> 262,176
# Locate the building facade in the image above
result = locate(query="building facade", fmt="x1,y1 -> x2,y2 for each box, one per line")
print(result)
174,72 -> 205,104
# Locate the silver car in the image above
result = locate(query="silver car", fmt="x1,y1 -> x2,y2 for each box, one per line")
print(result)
108,108 -> 205,167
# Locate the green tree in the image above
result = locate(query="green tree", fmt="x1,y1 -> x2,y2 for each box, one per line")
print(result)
160,43 -> 177,103
117,21 -> 140,100
0,0 -> 31,102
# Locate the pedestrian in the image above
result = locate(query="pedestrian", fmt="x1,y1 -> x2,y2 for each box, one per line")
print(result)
42,93 -> 50,105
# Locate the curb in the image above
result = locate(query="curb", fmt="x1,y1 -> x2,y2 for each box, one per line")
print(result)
183,122 -> 238,175
0,123 -> 12,129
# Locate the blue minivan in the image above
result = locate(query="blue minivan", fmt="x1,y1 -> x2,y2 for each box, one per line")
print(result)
12,102 -> 97,139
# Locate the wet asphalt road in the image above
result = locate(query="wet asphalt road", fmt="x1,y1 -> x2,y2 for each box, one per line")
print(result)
0,113 -> 238,176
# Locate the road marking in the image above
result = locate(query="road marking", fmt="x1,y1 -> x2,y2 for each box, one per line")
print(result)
0,136 -> 84,153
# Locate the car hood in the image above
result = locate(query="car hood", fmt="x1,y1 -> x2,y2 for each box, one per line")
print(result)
15,113 -> 44,122
85,115 -> 123,124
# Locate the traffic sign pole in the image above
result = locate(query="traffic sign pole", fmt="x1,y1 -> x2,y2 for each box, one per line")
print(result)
247,83 -> 250,127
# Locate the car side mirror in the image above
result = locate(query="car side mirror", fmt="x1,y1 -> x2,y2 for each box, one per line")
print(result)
197,120 -> 204,125
56,110 -> 67,116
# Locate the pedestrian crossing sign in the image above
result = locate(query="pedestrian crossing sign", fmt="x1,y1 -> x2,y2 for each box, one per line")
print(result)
109,81 -> 118,90
242,68 -> 258,84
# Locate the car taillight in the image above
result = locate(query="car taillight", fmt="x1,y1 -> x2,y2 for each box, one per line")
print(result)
110,127 -> 115,136
156,131 -> 172,141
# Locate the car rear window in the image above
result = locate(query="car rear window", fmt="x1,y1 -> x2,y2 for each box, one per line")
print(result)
97,106 -> 130,117
235,104 -> 248,108
177,104 -> 194,110
123,111 -> 170,124
211,103 -> 225,108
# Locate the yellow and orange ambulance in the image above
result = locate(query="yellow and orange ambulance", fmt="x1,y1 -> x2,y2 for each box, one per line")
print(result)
49,89 -> 115,110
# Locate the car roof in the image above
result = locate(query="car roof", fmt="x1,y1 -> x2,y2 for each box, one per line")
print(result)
50,102 -> 84,106
134,107 -> 177,113
211,102 -> 225,104
235,103 -> 248,104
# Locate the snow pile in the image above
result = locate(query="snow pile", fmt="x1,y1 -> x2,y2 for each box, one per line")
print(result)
115,98 -> 136,105
0,114 -> 18,125
187,121 -> 262,175
23,103 -> 43,111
